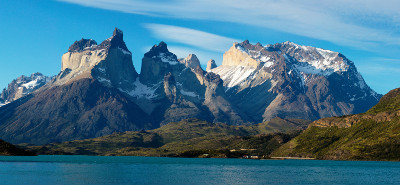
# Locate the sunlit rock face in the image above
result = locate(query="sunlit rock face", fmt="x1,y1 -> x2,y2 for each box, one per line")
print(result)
59,28 -> 138,91
206,59 -> 217,71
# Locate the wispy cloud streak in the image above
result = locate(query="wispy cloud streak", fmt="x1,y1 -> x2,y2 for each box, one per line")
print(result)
144,24 -> 237,53
58,0 -> 400,49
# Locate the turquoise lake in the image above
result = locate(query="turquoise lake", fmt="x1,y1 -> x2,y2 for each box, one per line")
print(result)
1,155 -> 400,185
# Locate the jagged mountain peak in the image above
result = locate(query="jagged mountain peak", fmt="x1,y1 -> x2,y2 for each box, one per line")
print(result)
206,59 -> 217,71
68,39 -> 98,52
146,41 -> 169,56
65,28 -> 130,55
113,27 -> 123,37
186,54 -> 198,60
237,40 -> 265,52
139,41 -> 180,85
98,28 -> 130,52
179,54 -> 201,69
143,41 -> 178,65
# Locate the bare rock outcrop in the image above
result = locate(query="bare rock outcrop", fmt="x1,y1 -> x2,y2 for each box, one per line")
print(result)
179,54 -> 201,69
206,59 -> 217,71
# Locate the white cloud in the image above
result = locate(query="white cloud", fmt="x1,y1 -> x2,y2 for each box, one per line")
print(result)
357,57 -> 400,74
167,45 -> 222,66
144,24 -> 238,53
58,0 -> 400,50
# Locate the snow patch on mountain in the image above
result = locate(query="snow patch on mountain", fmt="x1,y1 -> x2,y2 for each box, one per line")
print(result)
236,45 -> 273,63
294,63 -> 334,76
153,53 -> 178,65
264,61 -> 274,68
118,47 -> 131,55
17,75 -> 52,93
180,89 -> 199,98
97,77 -> 112,86
356,72 -> 366,89
97,67 -> 106,73
282,42 -> 350,75
119,79 -> 160,99
211,65 -> 256,88
21,76 -> 51,90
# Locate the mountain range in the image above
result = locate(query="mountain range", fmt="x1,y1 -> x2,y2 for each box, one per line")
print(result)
0,28 -> 381,145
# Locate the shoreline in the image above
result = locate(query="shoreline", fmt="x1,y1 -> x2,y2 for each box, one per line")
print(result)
269,157 -> 315,160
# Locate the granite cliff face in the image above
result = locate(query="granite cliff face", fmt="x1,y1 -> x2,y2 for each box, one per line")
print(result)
58,28 -> 138,91
0,30 -> 381,145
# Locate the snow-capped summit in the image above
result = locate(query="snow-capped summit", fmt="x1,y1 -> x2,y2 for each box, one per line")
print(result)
0,72 -> 53,106
211,40 -> 381,122
271,41 -> 350,76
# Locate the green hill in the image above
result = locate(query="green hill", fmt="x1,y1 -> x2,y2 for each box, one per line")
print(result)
272,88 -> 400,161
28,118 -> 310,157
0,139 -> 36,156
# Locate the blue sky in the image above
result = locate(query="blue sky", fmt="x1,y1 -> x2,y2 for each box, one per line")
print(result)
1,0 -> 400,94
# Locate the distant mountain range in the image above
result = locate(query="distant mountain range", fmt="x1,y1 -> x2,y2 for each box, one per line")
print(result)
0,73 -> 52,106
0,28 -> 381,145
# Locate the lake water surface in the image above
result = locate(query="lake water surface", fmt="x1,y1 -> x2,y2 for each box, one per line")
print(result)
0,155 -> 400,185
